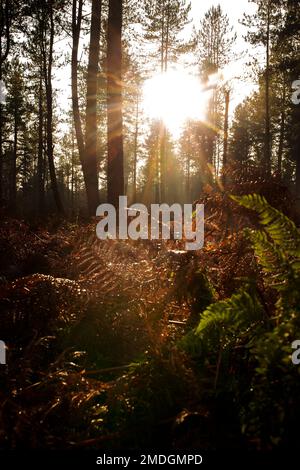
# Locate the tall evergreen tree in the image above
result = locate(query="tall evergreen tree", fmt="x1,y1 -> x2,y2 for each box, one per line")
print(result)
242,0 -> 282,175
195,5 -> 236,173
143,0 -> 191,202
107,0 -> 124,208
72,0 -> 102,215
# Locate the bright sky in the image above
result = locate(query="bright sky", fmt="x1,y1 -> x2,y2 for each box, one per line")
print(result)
191,0 -> 255,33
55,0 -> 260,135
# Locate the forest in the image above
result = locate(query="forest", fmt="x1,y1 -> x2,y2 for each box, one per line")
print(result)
0,0 -> 300,465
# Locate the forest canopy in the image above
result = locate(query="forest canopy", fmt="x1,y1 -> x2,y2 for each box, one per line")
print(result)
0,0 -> 299,217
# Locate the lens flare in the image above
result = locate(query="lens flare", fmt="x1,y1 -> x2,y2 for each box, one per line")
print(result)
142,70 -> 211,136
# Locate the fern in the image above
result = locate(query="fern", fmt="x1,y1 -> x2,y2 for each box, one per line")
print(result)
231,194 -> 300,257
247,229 -> 287,273
232,195 -> 300,300
196,287 -> 264,341
183,194 -> 300,359
181,194 -> 300,447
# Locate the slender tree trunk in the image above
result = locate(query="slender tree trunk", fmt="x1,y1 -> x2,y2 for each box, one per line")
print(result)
186,154 -> 190,201
277,82 -> 286,178
107,0 -> 124,208
277,111 -> 285,178
158,1 -> 171,203
164,1 -> 170,73
72,0 -> 101,215
71,0 -> 85,162
159,124 -> 167,202
43,0 -> 64,214
71,123 -> 75,214
264,0 -> 271,175
157,0 -> 165,204
0,4 -> 3,202
0,0 -> 11,201
294,105 -> 300,199
37,74 -> 45,213
133,93 -> 139,203
84,0 -> 101,214
10,106 -> 17,211
155,143 -> 160,204
0,82 -> 3,202
296,149 -> 300,198
222,89 -> 230,185
160,0 -> 165,73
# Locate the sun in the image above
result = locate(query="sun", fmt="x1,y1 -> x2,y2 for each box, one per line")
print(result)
142,69 -> 211,136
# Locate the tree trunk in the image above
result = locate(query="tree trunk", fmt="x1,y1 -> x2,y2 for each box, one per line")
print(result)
37,74 -> 45,213
0,81 -> 3,202
164,1 -> 170,72
293,105 -> 300,199
0,0 -> 11,201
132,93 -> 139,203
160,0 -> 165,73
71,0 -> 85,163
71,123 -> 75,214
43,0 -> 64,214
107,0 -> 124,208
186,154 -> 190,201
264,0 -> 271,175
296,144 -> 300,198
159,123 -> 166,202
84,0 -> 101,215
158,0 -> 170,203
155,142 -> 160,204
277,82 -> 286,178
72,0 -> 101,215
10,106 -> 17,211
222,89 -> 230,185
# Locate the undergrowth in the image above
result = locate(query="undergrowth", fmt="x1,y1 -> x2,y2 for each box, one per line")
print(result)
1,188 -> 300,450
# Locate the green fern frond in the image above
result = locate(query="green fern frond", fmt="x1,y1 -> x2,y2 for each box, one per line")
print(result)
195,288 -> 264,340
231,194 -> 300,257
248,229 -> 288,275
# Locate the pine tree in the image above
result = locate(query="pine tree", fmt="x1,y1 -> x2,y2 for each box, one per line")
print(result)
72,0 -> 101,216
143,0 -> 191,202
5,60 -> 27,212
242,0 -> 282,176
0,0 -> 16,200
195,5 -> 236,173
107,0 -> 124,208
195,5 -> 236,72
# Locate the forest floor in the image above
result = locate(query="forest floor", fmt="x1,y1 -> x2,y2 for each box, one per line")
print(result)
0,183 -> 298,450
0,204 -> 253,450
